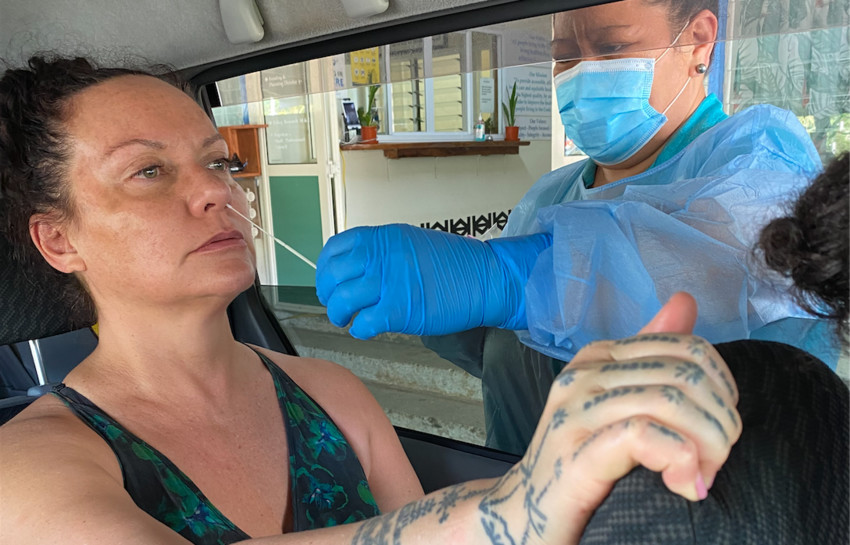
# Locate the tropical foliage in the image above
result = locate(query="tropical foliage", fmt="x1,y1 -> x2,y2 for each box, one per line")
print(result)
357,84 -> 381,127
727,0 -> 849,159
501,81 -> 518,127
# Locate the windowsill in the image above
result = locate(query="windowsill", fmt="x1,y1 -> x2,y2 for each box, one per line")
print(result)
339,140 -> 530,158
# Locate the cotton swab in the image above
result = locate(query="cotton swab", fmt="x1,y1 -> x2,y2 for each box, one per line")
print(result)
226,204 -> 317,270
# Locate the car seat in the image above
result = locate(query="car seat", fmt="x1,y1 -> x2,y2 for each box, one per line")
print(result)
0,227 -> 99,422
579,340 -> 849,544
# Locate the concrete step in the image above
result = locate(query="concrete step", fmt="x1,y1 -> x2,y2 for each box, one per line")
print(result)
268,300 -> 486,445
286,325 -> 483,403
276,309 -> 428,348
363,380 -> 486,446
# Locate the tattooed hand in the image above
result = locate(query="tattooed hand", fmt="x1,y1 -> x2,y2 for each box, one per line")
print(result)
477,292 -> 741,545
346,294 -> 739,545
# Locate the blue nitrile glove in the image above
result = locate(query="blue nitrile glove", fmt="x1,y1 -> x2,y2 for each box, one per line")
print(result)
315,224 -> 552,340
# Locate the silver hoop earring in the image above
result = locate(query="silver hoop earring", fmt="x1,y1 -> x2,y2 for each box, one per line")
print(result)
696,63 -> 707,74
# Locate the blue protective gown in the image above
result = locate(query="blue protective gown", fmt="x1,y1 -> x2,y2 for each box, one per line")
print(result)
504,98 -> 838,367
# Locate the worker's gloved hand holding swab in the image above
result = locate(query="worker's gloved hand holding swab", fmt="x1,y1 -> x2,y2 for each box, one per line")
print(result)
315,223 -> 552,339
226,203 -> 316,269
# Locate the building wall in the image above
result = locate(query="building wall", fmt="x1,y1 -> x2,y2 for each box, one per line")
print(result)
338,141 -> 551,234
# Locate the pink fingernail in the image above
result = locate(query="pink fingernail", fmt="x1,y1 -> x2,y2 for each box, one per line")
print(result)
695,474 -> 708,500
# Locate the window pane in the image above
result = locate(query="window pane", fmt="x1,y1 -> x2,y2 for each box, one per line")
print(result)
261,64 -> 315,164
431,33 -> 465,77
263,96 -> 314,164
213,76 -> 251,126
212,104 -> 249,127
726,1 -> 850,159
472,32 -> 500,131
261,64 -> 308,99
433,75 -> 463,132
433,34 -> 467,132
336,83 -> 388,134
336,49 -> 389,133
216,75 -> 248,106
389,39 -> 425,132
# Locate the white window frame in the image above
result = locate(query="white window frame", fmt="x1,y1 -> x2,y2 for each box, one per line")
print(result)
378,30 -> 501,142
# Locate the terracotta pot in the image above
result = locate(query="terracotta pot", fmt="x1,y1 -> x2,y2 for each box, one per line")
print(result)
505,125 -> 520,141
360,125 -> 378,143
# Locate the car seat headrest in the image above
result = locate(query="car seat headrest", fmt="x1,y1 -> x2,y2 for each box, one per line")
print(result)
0,231 -> 95,345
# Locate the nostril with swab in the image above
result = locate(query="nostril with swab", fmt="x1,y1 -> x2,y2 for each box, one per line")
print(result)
226,204 -> 317,270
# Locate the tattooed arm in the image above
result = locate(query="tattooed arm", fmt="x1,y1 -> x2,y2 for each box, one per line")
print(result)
249,293 -> 741,545
2,294 -> 737,545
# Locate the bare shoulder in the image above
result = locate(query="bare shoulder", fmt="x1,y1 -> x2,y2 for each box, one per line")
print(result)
0,394 -> 118,469
248,345 -> 374,408
0,396 -> 173,544
0,396 -> 123,497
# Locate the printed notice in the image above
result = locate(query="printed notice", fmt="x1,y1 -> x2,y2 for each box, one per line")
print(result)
501,32 -> 552,140
350,47 -> 380,85
479,77 -> 495,114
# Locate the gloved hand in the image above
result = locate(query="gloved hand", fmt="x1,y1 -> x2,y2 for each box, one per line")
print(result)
315,224 -> 552,339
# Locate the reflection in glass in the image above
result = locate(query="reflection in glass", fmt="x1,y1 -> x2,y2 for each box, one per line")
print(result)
261,64 -> 315,164
389,39 -> 425,132
261,64 -> 308,99
472,32 -> 500,131
213,75 -> 250,126
726,0 -> 849,159
432,34 -> 465,132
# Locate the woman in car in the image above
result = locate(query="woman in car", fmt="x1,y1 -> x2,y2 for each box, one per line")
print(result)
315,0 -> 837,454
0,55 -> 738,545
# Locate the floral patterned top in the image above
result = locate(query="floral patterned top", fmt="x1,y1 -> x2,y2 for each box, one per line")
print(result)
50,349 -> 380,544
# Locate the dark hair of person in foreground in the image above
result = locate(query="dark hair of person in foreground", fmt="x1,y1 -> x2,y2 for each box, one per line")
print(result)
757,151 -> 849,343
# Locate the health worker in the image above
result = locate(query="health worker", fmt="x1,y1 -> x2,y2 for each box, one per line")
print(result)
315,0 -> 838,454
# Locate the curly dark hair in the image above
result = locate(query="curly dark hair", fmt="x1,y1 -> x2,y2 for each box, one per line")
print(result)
757,152 -> 849,343
0,55 -> 186,323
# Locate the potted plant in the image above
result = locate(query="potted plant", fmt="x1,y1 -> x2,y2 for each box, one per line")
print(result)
501,81 -> 519,141
357,84 -> 380,143
484,116 -> 497,137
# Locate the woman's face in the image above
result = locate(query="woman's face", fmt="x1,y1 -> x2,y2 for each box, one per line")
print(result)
551,0 -> 714,168
52,75 -> 256,312
551,1 -> 687,75
552,1 -> 695,110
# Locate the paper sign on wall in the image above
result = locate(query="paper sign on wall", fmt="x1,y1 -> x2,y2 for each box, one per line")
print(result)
332,55 -> 348,90
501,31 -> 552,140
350,47 -> 381,85
479,77 -> 495,115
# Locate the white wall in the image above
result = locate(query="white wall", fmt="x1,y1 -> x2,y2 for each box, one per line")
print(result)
338,141 -> 551,231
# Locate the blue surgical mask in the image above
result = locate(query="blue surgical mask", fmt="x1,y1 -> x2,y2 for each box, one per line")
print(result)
554,28 -> 691,165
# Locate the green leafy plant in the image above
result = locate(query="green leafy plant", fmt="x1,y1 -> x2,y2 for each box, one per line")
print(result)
501,82 -> 518,127
357,84 -> 380,127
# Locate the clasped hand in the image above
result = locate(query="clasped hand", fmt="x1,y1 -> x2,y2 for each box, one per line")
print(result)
478,293 -> 741,545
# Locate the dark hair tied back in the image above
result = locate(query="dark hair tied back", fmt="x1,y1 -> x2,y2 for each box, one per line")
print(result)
758,152 -> 850,343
